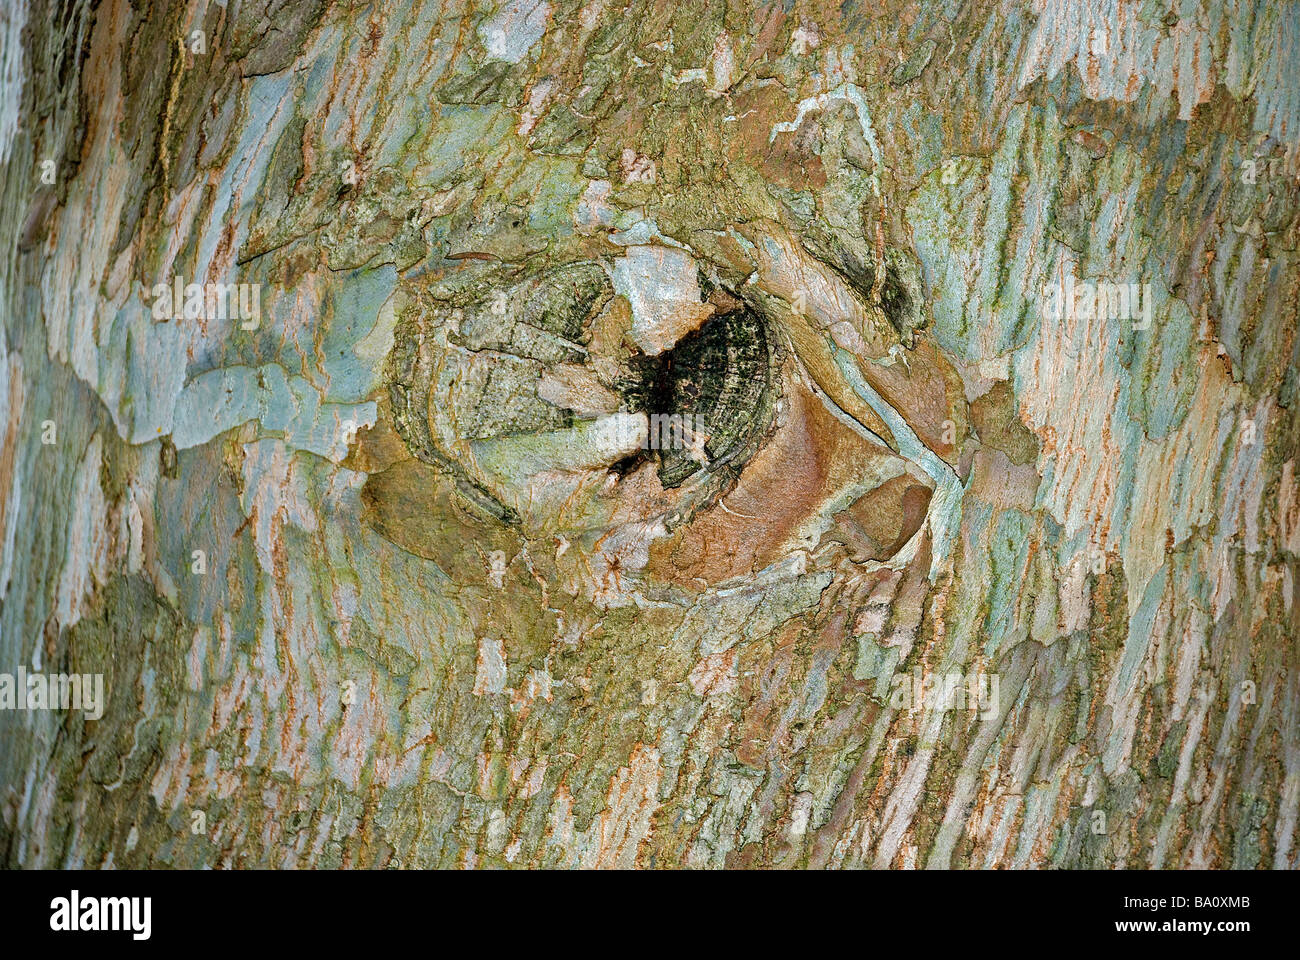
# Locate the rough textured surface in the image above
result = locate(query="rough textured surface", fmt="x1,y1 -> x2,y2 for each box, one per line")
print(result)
0,0 -> 1297,869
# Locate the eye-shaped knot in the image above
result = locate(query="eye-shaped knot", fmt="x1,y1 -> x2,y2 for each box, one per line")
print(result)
363,227 -> 970,595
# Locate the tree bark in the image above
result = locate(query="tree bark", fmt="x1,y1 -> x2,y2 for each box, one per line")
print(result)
1,0 -> 1298,869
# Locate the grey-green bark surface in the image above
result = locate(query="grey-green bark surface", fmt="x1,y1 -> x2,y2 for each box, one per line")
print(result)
0,0 -> 1298,868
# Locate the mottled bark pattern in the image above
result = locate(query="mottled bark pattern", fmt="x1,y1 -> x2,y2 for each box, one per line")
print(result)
0,0 -> 1298,870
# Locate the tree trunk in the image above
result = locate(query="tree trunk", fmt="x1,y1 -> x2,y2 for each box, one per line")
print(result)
1,0 -> 1297,869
